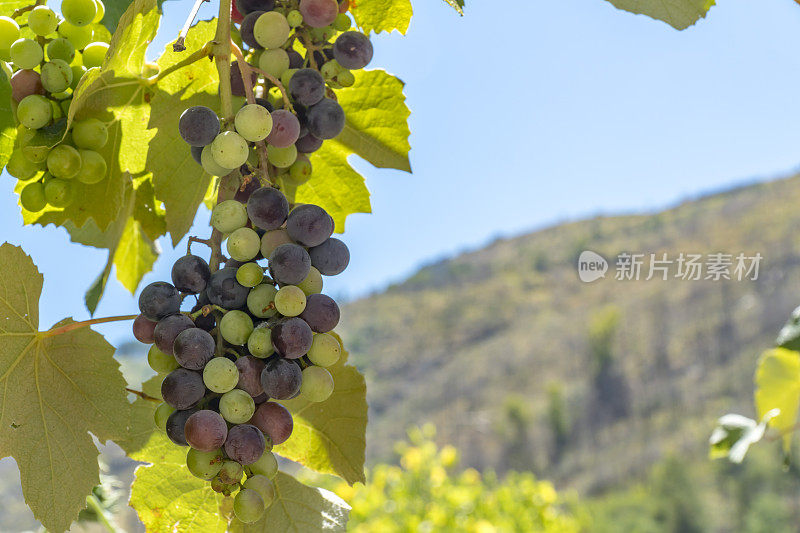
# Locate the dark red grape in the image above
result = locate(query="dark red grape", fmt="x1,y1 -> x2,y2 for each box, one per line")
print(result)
295,132 -> 323,153
299,293 -> 339,332
271,317 -> 313,359
307,98 -> 345,140
224,424 -> 266,464
246,187 -> 289,230
250,402 -> 293,445
309,238 -> 349,275
286,204 -> 334,247
11,69 -> 44,102
289,68 -> 326,107
132,314 -> 157,344
174,328 -> 216,370
299,0 -> 338,28
166,408 -> 198,446
139,282 -> 181,321
287,49 -> 304,69
162,368 -> 206,410
190,145 -> 203,164
236,355 -> 266,397
154,314 -> 195,355
235,176 -> 261,204
253,392 -> 269,404
207,267 -> 250,309
266,109 -> 300,148
185,410 -> 228,452
260,358 -> 302,399
333,31 -> 373,70
172,254 -> 211,294
178,106 -> 220,147
268,243 -> 311,285
236,0 -> 274,16
231,61 -> 257,97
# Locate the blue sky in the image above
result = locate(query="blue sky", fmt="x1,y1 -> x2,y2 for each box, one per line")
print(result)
3,0 -> 800,345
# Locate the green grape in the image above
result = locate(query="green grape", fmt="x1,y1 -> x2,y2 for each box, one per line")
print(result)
218,460 -> 244,484
247,326 -> 274,358
41,59 -> 73,93
92,0 -> 106,23
201,144 -> 232,176
320,60 -> 340,80
203,357 -> 239,393
62,0 -> 98,27
6,150 -> 41,180
267,144 -> 296,169
287,10 -> 303,27
10,39 -> 43,70
307,333 -> 340,367
219,310 -> 254,345
46,144 -> 82,179
20,181 -> 47,212
280,68 -> 296,88
154,402 -> 175,431
72,117 -> 108,150
300,366 -> 335,402
148,344 -> 179,373
186,448 -> 224,480
211,131 -> 249,169
28,6 -> 59,36
17,95 -> 52,129
253,12 -> 290,49
260,229 -> 292,258
234,489 -> 265,523
59,98 -> 72,116
258,48 -> 290,78
250,450 -> 278,479
70,65 -> 86,89
0,17 -> 20,50
220,388 -> 256,424
247,284 -> 278,319
274,285 -> 306,317
211,199 -> 248,233
235,104 -> 272,142
287,155 -> 312,185
243,475 -> 275,507
58,22 -> 94,51
337,69 -> 355,87
44,178 -> 73,207
81,42 -> 108,68
334,13 -> 352,32
236,262 -> 264,287
47,38 -> 76,63
21,143 -> 49,165
227,227 -> 261,262
297,266 -> 323,296
74,149 -> 106,184
91,21 -> 112,42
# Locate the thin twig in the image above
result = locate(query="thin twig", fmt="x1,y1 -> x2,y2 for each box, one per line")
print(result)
125,388 -> 161,402
188,236 -> 212,254
174,0 -> 210,52
43,315 -> 138,337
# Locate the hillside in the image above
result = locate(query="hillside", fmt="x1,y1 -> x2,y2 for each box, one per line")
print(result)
339,174 -> 800,495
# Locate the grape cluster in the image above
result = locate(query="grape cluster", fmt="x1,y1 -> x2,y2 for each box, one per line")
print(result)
182,0 -> 373,188
132,185 -> 349,524
2,0 -> 112,211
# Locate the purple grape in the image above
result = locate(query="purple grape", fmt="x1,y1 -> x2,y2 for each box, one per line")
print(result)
139,282 -> 181,321
307,98 -> 345,140
132,314 -> 157,344
309,238 -> 349,275
161,368 -> 206,410
287,49 -> 304,69
174,328 -> 216,370
289,68 -> 326,107
207,267 -> 250,309
224,424 -> 266,464
185,410 -> 228,452
231,61 -> 257,97
236,356 -> 266,397
166,408 -> 198,446
235,177 -> 261,204
299,0 -> 338,28
250,402 -> 293,445
271,317 -> 313,359
299,294 -> 340,333
178,106 -> 220,147
154,314 -> 195,355
240,11 -> 264,49
268,243 -> 311,285
246,187 -> 289,230
286,204 -> 334,247
266,109 -> 300,148
295,132 -> 323,153
333,31 -> 373,70
260,358 -> 302,400
11,69 -> 44,103
236,0 -> 275,16
172,254 -> 211,294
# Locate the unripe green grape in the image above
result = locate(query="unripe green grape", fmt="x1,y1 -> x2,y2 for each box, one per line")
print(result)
280,68 -> 296,88
219,388 -> 255,424
336,69 -> 355,87
247,284 -> 278,319
47,38 -> 76,63
211,199 -> 248,233
243,475 -> 275,507
81,42 -> 108,68
203,357 -> 240,393
235,104 -> 273,142
59,99 -> 71,117
334,13 -> 352,31
250,450 -> 278,478
6,150 -> 41,180
75,149 -> 106,184
254,12 -> 290,49
19,181 -> 47,212
227,227 -> 261,261
307,332 -> 340,367
300,365 -> 334,402
309,26 -> 335,42
236,262 -> 264,287
287,155 -> 312,185
17,94 -> 52,129
200,144 -> 231,176
320,60 -> 340,80
10,39 -> 43,70
274,285 -> 306,317
297,266 -> 323,296
247,326 -> 273,358
21,145 -> 49,166
258,48 -> 290,78
219,310 -> 254,345
154,402 -> 175,431
211,130 -> 249,169
287,10 -> 303,27
148,344 -> 179,373
260,229 -> 292,258
70,65 -> 86,89
92,0 -> 106,23
0,17 -> 20,50
72,117 -> 108,150
28,6 -> 59,36
62,0 -> 98,27
267,144 -> 296,168
234,489 -> 265,523
58,22 -> 94,51
46,144 -> 82,179
41,59 -> 73,93
218,460 -> 244,484
44,178 -> 73,207
186,448 -> 224,480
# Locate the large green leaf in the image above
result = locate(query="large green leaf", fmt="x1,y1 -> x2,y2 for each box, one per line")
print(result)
755,348 -> 800,453
0,0 -> 30,14
100,0 -> 172,33
0,243 -> 142,532
0,72 -> 15,171
350,0 -> 413,34
229,473 -> 350,533
603,0 -> 715,30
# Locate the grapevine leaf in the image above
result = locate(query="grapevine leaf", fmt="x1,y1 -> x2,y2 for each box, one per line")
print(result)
0,72 -> 15,171
277,347 -> 367,484
100,0 -> 171,33
755,348 -> 800,453
603,0 -> 715,30
229,472 -> 351,533
148,20 -> 218,245
129,431 -> 230,533
0,0 -> 30,14
350,0 -> 413,34
0,243 -> 145,532
442,0 -> 464,15
114,374 -> 163,455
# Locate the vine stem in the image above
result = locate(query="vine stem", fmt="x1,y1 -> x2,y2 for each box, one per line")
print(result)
231,42 -> 294,112
125,388 -> 161,402
42,315 -> 138,337
86,493 -> 118,533
173,0 -> 210,52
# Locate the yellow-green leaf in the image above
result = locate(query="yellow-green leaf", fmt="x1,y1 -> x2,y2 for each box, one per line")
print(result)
350,0 -> 413,34
0,243 -> 143,532
755,347 -> 800,452
603,0 -> 715,30
0,72 -> 15,170
442,0 -> 464,15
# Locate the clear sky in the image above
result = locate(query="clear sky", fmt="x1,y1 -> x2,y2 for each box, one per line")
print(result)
3,0 -> 800,345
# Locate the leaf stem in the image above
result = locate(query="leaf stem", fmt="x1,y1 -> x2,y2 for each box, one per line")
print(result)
148,44 -> 212,86
125,388 -> 161,402
86,493 -> 118,533
42,315 -> 138,337
173,0 -> 210,52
